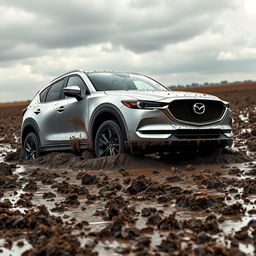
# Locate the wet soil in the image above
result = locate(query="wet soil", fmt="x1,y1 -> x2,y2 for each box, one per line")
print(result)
0,84 -> 256,255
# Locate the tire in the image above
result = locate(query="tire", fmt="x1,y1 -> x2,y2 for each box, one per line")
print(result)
94,120 -> 124,158
23,132 -> 40,160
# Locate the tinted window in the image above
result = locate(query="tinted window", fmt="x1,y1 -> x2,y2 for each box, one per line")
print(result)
87,73 -> 167,91
66,76 -> 87,97
46,79 -> 64,102
39,86 -> 50,102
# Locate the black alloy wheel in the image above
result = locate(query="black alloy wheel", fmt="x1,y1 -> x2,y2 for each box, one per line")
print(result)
95,120 -> 124,158
24,132 -> 40,160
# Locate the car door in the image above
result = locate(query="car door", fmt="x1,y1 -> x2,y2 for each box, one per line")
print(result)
56,75 -> 89,147
37,78 -> 68,146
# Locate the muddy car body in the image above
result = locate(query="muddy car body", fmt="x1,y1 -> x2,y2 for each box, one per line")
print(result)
21,70 -> 233,159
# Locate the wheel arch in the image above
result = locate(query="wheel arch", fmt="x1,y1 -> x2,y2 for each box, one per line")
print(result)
21,118 -> 41,147
89,103 -> 128,149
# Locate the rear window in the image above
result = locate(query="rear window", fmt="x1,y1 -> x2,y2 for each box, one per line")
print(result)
39,86 -> 50,102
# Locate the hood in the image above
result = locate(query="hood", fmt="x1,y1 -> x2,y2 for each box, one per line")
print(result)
104,90 -> 220,102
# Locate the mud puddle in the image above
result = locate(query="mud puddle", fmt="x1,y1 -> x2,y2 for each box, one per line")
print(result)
1,104 -> 256,255
0,239 -> 32,256
1,142 -> 256,255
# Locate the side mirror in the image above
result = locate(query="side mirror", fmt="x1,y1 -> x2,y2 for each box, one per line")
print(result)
63,86 -> 84,101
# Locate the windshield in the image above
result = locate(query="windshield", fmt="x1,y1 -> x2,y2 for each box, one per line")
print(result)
87,72 -> 168,91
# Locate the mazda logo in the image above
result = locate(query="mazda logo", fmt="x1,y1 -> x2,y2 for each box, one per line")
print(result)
193,103 -> 205,114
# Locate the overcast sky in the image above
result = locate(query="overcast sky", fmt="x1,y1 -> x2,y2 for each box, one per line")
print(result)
1,0 -> 256,102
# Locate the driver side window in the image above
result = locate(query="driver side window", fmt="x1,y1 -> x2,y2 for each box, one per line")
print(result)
65,75 -> 88,98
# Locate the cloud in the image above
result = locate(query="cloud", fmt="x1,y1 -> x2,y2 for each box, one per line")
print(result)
1,0 -> 256,102
0,0 -> 237,55
217,48 -> 256,60
0,64 -> 46,102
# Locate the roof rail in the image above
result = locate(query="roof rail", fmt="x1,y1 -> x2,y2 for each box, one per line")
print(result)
50,69 -> 83,82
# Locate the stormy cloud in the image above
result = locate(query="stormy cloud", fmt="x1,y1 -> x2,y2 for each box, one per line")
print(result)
0,0 -> 256,101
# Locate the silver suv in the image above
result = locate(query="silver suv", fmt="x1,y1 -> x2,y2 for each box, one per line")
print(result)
21,70 -> 233,159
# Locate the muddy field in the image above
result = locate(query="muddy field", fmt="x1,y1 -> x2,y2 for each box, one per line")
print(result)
0,83 -> 255,256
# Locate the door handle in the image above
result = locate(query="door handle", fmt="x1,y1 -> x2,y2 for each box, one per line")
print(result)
57,106 -> 65,113
34,109 -> 41,115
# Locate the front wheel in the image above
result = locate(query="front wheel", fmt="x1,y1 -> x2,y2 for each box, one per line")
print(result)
94,120 -> 124,158
23,132 -> 40,160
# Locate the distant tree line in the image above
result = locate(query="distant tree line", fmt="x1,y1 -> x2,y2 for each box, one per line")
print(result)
168,79 -> 254,89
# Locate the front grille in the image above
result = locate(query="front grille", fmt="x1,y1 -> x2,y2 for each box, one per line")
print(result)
168,99 -> 226,124
173,129 -> 222,139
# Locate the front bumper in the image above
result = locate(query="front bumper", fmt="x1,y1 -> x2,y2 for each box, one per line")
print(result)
121,106 -> 233,152
125,133 -> 233,152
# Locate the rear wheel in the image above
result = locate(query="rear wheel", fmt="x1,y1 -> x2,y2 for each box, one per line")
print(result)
94,120 -> 124,158
23,132 -> 40,160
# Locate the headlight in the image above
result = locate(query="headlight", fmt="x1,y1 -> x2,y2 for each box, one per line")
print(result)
121,100 -> 168,109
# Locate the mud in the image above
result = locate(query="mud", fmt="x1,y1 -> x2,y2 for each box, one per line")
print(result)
0,84 -> 256,255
